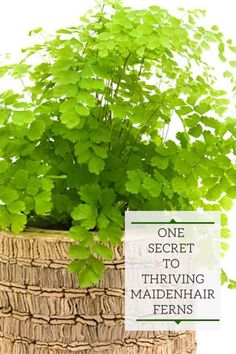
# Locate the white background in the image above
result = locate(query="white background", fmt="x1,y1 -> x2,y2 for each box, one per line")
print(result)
0,1 -> 236,353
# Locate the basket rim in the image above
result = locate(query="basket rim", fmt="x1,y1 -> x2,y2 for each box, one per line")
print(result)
0,228 -> 70,241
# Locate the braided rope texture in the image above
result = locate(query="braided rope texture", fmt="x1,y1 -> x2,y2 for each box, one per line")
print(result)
0,230 -> 196,354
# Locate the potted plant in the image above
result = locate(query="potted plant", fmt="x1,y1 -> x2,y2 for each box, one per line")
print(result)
0,0 -> 236,352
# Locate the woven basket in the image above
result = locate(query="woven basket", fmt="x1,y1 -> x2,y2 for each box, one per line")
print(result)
0,230 -> 196,354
